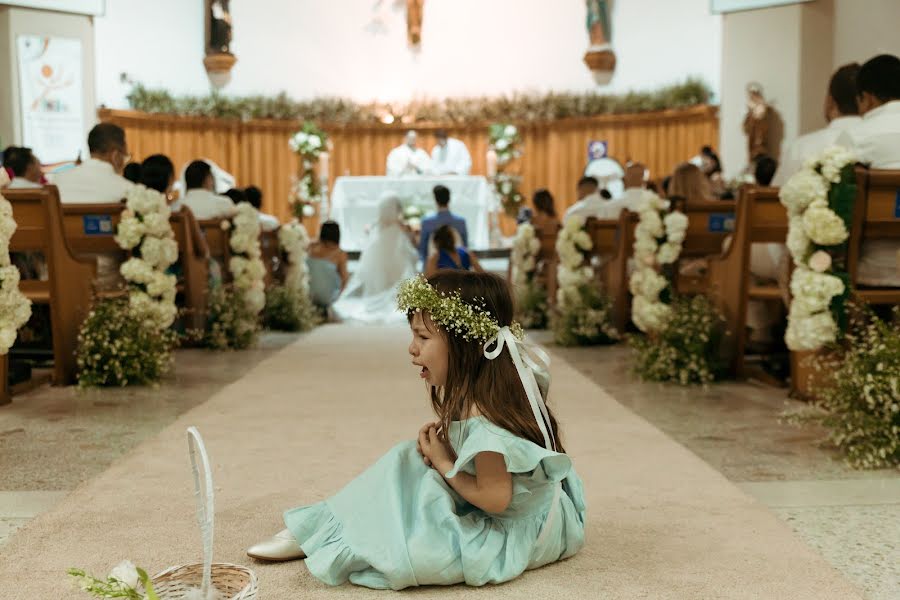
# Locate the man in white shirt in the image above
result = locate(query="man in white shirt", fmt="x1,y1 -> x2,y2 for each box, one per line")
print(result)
430,130 -> 471,176
2,146 -> 43,189
54,123 -> 134,203
600,163 -> 649,217
774,63 -> 862,185
836,54 -> 900,286
564,176 -> 617,221
245,186 -> 280,231
181,160 -> 237,220
386,130 -> 432,176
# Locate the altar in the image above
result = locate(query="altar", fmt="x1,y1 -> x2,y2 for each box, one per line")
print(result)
329,175 -> 493,251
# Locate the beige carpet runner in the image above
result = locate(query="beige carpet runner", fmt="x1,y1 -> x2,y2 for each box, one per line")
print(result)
0,324 -> 861,599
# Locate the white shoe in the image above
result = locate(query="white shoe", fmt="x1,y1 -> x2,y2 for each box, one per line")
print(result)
246,528 -> 305,562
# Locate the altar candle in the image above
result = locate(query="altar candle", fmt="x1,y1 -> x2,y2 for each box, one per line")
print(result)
486,149 -> 497,178
319,151 -> 330,182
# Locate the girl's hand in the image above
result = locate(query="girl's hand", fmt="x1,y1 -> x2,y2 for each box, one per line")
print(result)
419,425 -> 455,474
416,421 -> 440,467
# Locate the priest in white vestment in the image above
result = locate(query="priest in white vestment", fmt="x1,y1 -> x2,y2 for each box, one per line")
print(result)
386,131 -> 432,176
430,130 -> 471,175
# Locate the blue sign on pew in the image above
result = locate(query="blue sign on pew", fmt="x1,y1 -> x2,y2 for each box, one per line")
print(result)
708,213 -> 735,233
82,215 -> 113,235
894,190 -> 900,218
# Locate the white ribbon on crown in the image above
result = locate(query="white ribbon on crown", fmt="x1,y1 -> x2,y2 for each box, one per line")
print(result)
483,326 -> 556,451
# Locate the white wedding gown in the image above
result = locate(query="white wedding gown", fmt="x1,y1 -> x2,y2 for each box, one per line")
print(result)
333,193 -> 418,324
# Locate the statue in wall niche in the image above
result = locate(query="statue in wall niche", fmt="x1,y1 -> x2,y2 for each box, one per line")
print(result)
209,0 -> 233,54
584,0 -> 616,83
406,0 -> 424,47
741,82 -> 784,172
204,0 -> 237,89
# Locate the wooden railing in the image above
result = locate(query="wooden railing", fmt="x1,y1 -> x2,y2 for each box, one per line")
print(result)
99,106 -> 719,234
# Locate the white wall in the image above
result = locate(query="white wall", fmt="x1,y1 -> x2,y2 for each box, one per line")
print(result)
94,0 -> 722,107
833,0 -> 900,68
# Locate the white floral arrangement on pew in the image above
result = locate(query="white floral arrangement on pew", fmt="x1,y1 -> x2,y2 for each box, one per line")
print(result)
488,123 -> 524,217
289,121 -> 328,219
629,191 -> 687,334
510,222 -> 548,328
115,186 -> 179,330
780,145 -> 856,352
551,216 -> 618,345
76,186 -> 179,387
263,220 -> 319,331
627,191 -> 725,385
206,203 -> 265,349
0,193 -> 32,353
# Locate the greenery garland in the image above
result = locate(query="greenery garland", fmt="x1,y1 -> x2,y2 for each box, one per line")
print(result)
125,79 -> 712,124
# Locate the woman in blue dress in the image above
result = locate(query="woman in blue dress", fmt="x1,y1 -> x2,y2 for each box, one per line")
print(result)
247,271 -> 586,589
424,224 -> 483,278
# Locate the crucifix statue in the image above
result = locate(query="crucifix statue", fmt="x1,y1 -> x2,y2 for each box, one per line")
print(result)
406,0 -> 424,46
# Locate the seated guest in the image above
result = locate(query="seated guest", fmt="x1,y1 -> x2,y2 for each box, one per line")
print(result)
692,146 -> 725,197
224,187 -> 246,204
667,162 -> 714,207
181,160 -> 236,220
418,184 -> 468,264
55,123 -> 134,203
564,176 -> 614,220
774,63 -> 861,185
516,206 -> 533,225
603,162 -> 649,217
837,53 -> 900,287
2,146 -> 43,189
123,162 -> 143,184
530,189 -> 560,235
308,220 -> 349,310
753,155 -> 778,186
244,185 -> 280,232
139,154 -> 176,197
424,224 -> 483,277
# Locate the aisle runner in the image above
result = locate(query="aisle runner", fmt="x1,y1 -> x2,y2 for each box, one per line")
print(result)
0,325 -> 861,599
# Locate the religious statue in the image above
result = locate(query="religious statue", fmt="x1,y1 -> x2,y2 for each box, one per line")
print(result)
203,0 -> 237,89
406,0 -> 424,46
583,0 -> 616,81
209,0 -> 233,54
742,82 -> 771,162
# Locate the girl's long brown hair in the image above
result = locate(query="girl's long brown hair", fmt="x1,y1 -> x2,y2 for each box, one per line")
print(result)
414,271 -> 566,453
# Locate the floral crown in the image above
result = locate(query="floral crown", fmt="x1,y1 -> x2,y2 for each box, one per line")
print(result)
397,275 -> 524,342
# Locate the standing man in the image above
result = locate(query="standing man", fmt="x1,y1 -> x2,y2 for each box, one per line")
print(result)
418,184 -> 468,264
430,129 -> 471,176
386,130 -> 432,176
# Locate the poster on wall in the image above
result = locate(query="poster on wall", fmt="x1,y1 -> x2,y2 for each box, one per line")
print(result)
16,35 -> 85,164
710,0 -> 814,14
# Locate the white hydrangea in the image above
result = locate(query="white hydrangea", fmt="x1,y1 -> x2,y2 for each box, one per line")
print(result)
786,215 -> 811,263
802,200 -> 849,246
785,312 -> 838,351
818,145 -> 856,184
779,168 -> 828,216
789,268 -> 845,316
632,294 -> 672,334
0,199 -> 32,354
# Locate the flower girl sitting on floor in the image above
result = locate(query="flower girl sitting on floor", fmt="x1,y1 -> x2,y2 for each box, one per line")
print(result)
247,271 -> 586,589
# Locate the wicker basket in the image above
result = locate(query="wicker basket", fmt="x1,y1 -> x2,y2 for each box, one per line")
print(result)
151,427 -> 258,599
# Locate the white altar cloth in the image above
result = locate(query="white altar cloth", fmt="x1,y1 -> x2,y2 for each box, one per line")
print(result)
329,175 -> 493,251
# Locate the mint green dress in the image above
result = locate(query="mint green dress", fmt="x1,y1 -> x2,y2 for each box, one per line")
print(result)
283,416 -> 586,590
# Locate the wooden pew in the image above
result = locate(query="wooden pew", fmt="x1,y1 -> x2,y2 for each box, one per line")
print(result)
705,186 -> 787,377
170,210 -> 210,331
848,167 -> 900,305
588,210 -> 637,334
259,228 -> 282,287
1,186 -> 96,404
197,219 -> 233,283
671,199 -> 737,295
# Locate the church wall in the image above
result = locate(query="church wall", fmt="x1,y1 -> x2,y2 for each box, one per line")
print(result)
93,0 -> 722,109
833,0 -> 900,70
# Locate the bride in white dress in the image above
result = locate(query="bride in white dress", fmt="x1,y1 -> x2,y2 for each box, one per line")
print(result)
332,192 -> 418,324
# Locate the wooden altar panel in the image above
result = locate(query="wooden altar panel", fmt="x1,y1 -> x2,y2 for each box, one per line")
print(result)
99,106 -> 718,234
